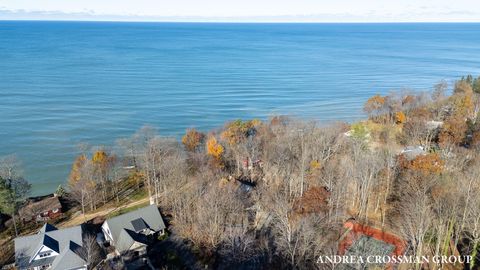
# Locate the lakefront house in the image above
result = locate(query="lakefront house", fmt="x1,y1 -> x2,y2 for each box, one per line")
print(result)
14,223 -> 87,270
101,205 -> 166,256
19,195 -> 62,223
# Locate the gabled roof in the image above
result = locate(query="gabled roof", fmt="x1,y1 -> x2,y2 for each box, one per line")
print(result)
103,205 -> 165,249
21,256 -> 56,269
50,241 -> 87,270
116,229 -> 148,253
19,196 -> 61,217
38,234 -> 59,253
39,223 -> 57,233
400,146 -> 426,161
15,224 -> 86,270
131,218 -> 148,232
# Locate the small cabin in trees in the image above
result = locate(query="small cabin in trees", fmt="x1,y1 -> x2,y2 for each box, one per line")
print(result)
19,195 -> 62,222
242,158 -> 263,170
400,145 -> 426,161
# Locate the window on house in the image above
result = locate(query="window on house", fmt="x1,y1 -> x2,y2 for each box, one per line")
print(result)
39,252 -> 52,258
40,263 -> 52,269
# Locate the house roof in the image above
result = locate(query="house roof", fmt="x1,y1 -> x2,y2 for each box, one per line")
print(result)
14,224 -> 86,270
39,223 -> 57,233
400,146 -> 426,161
50,241 -> 87,270
103,205 -> 165,251
38,234 -> 59,253
115,229 -> 148,253
131,218 -> 148,232
19,196 -> 61,217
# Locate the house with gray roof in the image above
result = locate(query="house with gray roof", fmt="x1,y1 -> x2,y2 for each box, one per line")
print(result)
101,205 -> 166,256
19,195 -> 62,222
400,145 -> 427,160
14,223 -> 87,270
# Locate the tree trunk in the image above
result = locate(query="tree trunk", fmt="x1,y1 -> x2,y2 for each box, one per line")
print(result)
81,191 -> 86,222
12,212 -> 18,237
470,239 -> 479,270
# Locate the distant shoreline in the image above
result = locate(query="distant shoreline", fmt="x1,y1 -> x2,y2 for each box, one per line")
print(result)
1,19 -> 480,24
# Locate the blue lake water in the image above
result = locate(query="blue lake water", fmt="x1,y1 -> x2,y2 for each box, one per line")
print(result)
1,21 -> 480,195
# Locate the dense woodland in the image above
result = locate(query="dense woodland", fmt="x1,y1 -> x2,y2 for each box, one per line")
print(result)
2,75 -> 480,269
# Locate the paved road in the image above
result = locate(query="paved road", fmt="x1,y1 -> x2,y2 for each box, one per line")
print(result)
58,197 -> 149,228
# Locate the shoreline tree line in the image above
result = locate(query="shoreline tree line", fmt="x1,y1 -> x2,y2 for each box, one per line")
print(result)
2,74 -> 480,269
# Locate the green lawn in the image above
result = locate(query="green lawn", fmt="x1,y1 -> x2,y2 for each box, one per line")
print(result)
106,201 -> 150,219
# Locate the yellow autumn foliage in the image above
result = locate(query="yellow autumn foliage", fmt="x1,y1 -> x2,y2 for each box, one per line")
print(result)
92,150 -> 108,164
182,128 -> 205,152
206,136 -> 224,160
221,119 -> 261,145
309,160 -> 321,170
395,111 -> 406,124
69,154 -> 87,185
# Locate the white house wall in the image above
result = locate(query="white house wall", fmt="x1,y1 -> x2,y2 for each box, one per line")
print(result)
32,245 -> 58,261
101,222 -> 113,242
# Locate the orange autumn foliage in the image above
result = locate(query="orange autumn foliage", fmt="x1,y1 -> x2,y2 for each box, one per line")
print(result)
439,116 -> 468,147
411,154 -> 444,175
182,128 -> 205,152
408,107 -> 431,121
92,150 -> 108,164
68,154 -> 97,193
92,150 -> 115,173
206,136 -> 224,160
221,119 -> 260,145
293,186 -> 330,215
395,111 -> 407,124
69,154 -> 87,184
399,153 -> 444,175
363,95 -> 385,115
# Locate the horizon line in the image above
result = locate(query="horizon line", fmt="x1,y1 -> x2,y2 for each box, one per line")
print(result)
1,19 -> 480,24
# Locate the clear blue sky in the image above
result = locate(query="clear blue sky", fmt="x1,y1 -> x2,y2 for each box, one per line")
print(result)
0,0 -> 479,22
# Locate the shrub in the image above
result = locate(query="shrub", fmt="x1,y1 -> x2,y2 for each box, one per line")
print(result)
157,230 -> 169,241
395,111 -> 407,124
350,122 -> 370,141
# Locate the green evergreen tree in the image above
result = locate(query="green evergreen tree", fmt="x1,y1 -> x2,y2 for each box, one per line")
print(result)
473,76 -> 480,94
0,176 -> 31,236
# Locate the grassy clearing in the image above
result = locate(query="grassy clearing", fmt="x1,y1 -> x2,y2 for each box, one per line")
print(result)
106,200 -> 150,219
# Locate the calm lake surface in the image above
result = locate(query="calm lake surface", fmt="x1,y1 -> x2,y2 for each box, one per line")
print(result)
1,22 -> 480,195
